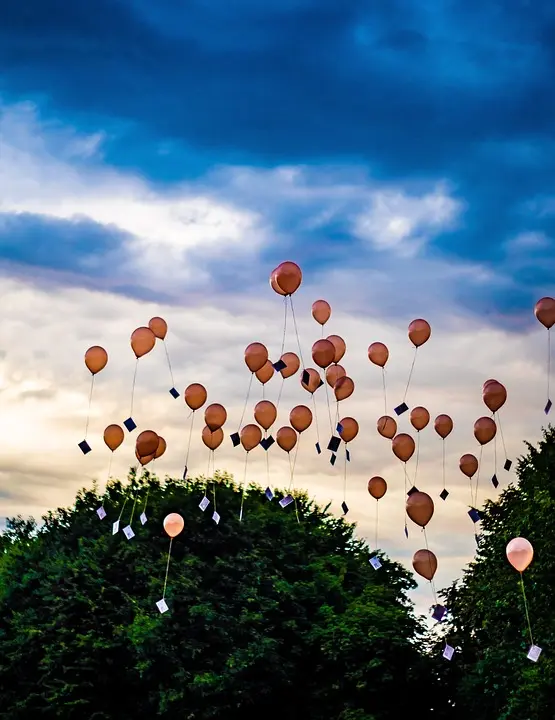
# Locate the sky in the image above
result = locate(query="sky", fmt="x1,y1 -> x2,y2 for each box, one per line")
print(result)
0,0 -> 554,615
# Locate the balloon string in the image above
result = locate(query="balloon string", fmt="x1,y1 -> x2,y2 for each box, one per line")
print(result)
324,375 -> 334,434
375,500 -> 379,551
84,374 -> 95,439
163,341 -> 175,388
162,537 -> 173,599
403,347 -> 418,403
129,490 -> 138,526
496,412 -> 509,461
494,434 -> 498,477
441,440 -> 446,490
402,461 -> 409,537
423,527 -> 438,606
106,452 -> 114,488
520,573 -> 534,646
129,359 -> 138,418
547,329 -> 551,402
310,393 -> 321,446
474,445 -> 484,508
288,438 -> 300,491
142,485 -> 150,513
184,411 -> 195,472
265,431 -> 270,486
238,373 -> 254,431
290,296 -> 306,369
212,466 -> 217,514
381,367 -> 387,415
414,433 -> 421,486
239,451 -> 249,521
343,444 -> 348,504
276,377 -> 285,410
280,295 -> 288,357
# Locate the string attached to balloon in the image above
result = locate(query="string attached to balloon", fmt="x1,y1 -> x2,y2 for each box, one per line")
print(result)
410,407 -> 430,486
233,343 -> 268,447
95,423 -> 124,520
473,416 -> 497,502
434,414 -> 453,500
276,425 -> 299,520
459,453 -> 480,525
312,338 -> 336,439
482,380 -> 510,478
79,346 -> 109,454
156,513 -> 185,614
368,476 -> 387,550
368,342 -> 389,415
201,425 -> 224,522
183,383 -> 208,478
338,417 -> 358,515
254,400 -> 277,487
407,491 -> 438,607
534,297 -> 555,414
392,432 -> 416,537
124,327 -> 156,433
506,537 -> 541,660
140,434 -> 166,525
395,320 -> 431,416
275,351 -> 300,409
148,317 -> 179,399
238,424 -> 262,521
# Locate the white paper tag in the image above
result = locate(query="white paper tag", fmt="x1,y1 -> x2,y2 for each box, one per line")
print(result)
199,496 -> 210,512
527,644 -> 542,662
212,511 -> 220,525
112,520 -> 120,535
369,556 -> 382,570
140,511 -> 147,525
279,494 -> 294,508
96,506 -> 106,520
156,598 -> 169,614
123,525 -> 135,540
443,644 -> 455,661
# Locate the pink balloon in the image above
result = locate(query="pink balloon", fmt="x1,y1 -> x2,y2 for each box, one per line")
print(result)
506,537 -> 534,572
163,513 -> 184,539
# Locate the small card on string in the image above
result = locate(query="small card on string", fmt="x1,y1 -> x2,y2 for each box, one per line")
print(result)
140,511 -> 147,525
341,501 -> 349,515
96,506 -> 106,520
432,604 -> 447,622
302,370 -> 310,386
346,449 -> 351,462
156,598 -> 169,614
545,399 -> 552,415
504,459 -> 512,471
272,359 -> 287,372
336,422 -> 344,434
230,432 -> 240,447
279,494 -> 294,508
443,644 -> 455,661
265,487 -> 274,501
440,489 -> 449,501
123,525 -> 135,540
407,486 -> 419,496
327,436 -> 341,452
315,442 -> 321,454
169,387 -> 180,399
369,556 -> 382,570
182,466 -> 188,480
112,520 -> 120,535
123,417 -> 137,432
394,402 -> 409,416
330,453 -> 337,466
527,645 -> 542,662
491,474 -> 499,489
199,496 -> 210,512
212,511 -> 220,525
404,524 -> 409,539
78,440 -> 92,455
468,508 -> 481,523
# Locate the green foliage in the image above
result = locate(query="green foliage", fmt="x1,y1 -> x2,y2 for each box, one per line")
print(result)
0,471 -> 437,719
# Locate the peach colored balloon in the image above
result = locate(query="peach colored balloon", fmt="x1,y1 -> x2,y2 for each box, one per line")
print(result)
103,424 -> 124,452
412,549 -> 437,581
135,448 -> 155,466
506,537 -> 534,572
408,319 -> 431,347
301,368 -> 321,394
326,364 -> 346,387
312,300 -> 331,325
289,405 -> 313,433
185,383 -> 208,411
163,512 -> 184,538
311,339 -> 336,369
148,316 -> 167,340
136,430 -> 159,457
85,346 -> 108,374
131,327 -> 156,358
410,406 -> 430,432
274,261 -> 302,295
202,425 -> 224,450
276,426 -> 298,452
377,415 -> 397,439
256,360 -> 275,384
434,414 -> 453,439
483,381 -> 507,413
339,417 -> 359,443
269,269 -> 287,296
280,352 -> 300,379
334,376 -> 354,401
406,491 -> 434,527
392,433 -> 415,462
254,400 -> 277,430
204,403 -> 227,431
327,335 -> 346,363
534,297 -> 555,329
474,416 -> 497,445
483,379 -> 498,390
367,342 -> 389,368
240,423 -> 262,452
155,436 -> 167,459
245,342 -> 269,373
459,453 -> 479,478
368,476 -> 387,500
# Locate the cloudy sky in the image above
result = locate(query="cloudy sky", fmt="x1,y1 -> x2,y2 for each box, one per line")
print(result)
1,0 -> 553,613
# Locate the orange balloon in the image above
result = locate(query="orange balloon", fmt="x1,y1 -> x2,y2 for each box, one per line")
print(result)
392,433 -> 415,462
327,335 -> 346,364
269,269 -> 287,296
459,453 -> 479,478
280,352 -> 300,379
326,364 -> 346,387
368,342 -> 389,368
103,424 -> 124,452
408,319 -> 431,347
85,346 -> 108,374
534,297 -> 555,329
311,339 -> 336,368
506,537 -> 534,572
434,414 -> 453,439
240,423 -> 262,452
339,417 -> 359,443
483,381 -> 507,413
273,261 -> 302,295
474,416 -> 497,445
148,316 -> 167,340
301,368 -> 321,394
204,403 -> 227,431
245,342 -> 269,373
254,400 -> 277,430
185,383 -> 207,411
136,430 -> 159,457
312,300 -> 331,325
412,549 -> 437,581
368,476 -> 387,500
202,425 -> 224,450
276,426 -> 298,452
289,405 -> 313,433
406,491 -> 434,527
131,327 -> 156,358
163,512 -> 184,538
410,406 -> 430,432
155,436 -> 167,459
135,448 -> 155,466
483,378 -> 498,390
377,415 -> 397,439
334,376 -> 354,401
256,360 -> 275,384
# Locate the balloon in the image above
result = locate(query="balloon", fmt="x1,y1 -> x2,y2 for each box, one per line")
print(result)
280,352 -> 300,379
245,342 -> 269,373
474,416 -> 497,445
339,417 -> 359,443
434,414 -> 453,439
240,423 -> 262,452
163,513 -> 184,539
202,425 -> 224,450
368,342 -> 389,368
410,406 -> 430,432
412,549 -> 437,581
377,415 -> 397,439
326,364 -> 346,387
506,537 -> 534,573
155,436 -> 167,459
301,368 -> 321,394
408,319 -> 431,348
135,448 -> 155,466
392,433 -> 415,462
483,379 -> 498,390
368,476 -> 387,500
334,376 -> 354,401
311,339 -> 336,368
270,270 -> 287,296
406,491 -> 434,527
483,381 -> 507,413
85,346 -> 108,374
327,335 -> 346,364
185,383 -> 207,411
204,403 -> 227,431
148,316 -> 167,340
289,405 -> 313,433
136,430 -> 159,457
103,424 -> 124,452
254,400 -> 277,430
276,426 -> 298,452
312,300 -> 331,325
131,327 -> 156,358
534,297 -> 555,329
459,453 -> 479,478
273,261 -> 302,295
256,360 -> 275,385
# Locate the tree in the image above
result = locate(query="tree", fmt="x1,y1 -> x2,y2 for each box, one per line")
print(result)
0,470 -> 439,719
